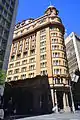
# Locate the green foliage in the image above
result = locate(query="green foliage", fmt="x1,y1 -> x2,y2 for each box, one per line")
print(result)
0,70 -> 6,85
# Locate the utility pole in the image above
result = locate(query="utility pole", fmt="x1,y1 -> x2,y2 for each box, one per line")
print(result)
69,75 -> 75,113
69,85 -> 75,113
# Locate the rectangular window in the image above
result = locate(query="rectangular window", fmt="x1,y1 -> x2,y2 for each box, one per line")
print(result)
51,33 -> 58,37
30,50 -> 35,56
40,29 -> 46,35
0,50 -> 5,61
1,17 -> 5,26
15,62 -> 20,67
54,69 -> 60,74
22,60 -> 27,65
2,0 -> 6,4
12,43 -> 17,54
11,55 -> 15,61
14,76 -> 19,80
40,54 -> 46,60
29,58 -> 35,63
0,5 -> 3,13
53,53 -> 60,57
40,62 -> 47,68
52,39 -> 58,43
3,10 -> 7,17
9,7 -> 13,14
9,63 -> 14,68
40,47 -> 46,53
23,51 -> 28,57
40,35 -> 46,40
40,41 -> 46,47
21,67 -> 27,72
52,45 -> 59,50
40,70 -> 47,76
50,26 -> 59,31
5,22 -> 10,29
7,77 -> 12,81
3,30 -> 9,39
28,73 -> 34,78
0,26 -> 3,35
5,3 -> 9,10
11,1 -> 15,7
18,41 -> 23,51
17,54 -> 21,59
7,14 -> 12,21
21,74 -> 26,79
29,65 -> 35,70
14,69 -> 19,74
54,60 -> 61,65
8,70 -> 13,75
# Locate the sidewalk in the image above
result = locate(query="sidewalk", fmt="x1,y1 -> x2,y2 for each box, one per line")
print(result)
16,111 -> 80,120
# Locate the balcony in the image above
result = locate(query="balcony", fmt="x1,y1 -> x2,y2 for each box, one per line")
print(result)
30,45 -> 36,50
23,46 -> 29,52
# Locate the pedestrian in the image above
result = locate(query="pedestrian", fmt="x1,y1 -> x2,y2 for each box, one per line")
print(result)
8,97 -> 13,116
70,106 -> 74,113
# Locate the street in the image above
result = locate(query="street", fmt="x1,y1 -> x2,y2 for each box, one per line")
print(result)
17,112 -> 80,120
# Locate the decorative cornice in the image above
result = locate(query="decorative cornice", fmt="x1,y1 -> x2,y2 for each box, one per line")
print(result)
13,22 -> 65,42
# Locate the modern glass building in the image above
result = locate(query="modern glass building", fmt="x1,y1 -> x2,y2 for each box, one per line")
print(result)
0,0 -> 18,70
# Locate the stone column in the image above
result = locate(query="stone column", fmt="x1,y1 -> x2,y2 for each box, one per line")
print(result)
54,90 -> 58,112
63,92 -> 67,111
66,94 -> 69,106
54,90 -> 57,104
51,89 -> 54,107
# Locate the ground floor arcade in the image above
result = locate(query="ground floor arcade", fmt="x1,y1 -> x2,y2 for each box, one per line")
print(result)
4,75 -> 72,117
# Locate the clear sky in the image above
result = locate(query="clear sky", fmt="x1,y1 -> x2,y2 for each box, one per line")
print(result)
16,0 -> 80,36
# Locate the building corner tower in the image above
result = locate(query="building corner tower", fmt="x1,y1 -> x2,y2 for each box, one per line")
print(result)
44,5 -> 70,111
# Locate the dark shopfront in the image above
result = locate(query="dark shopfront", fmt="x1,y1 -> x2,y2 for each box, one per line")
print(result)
4,75 -> 53,117
71,69 -> 80,110
71,78 -> 80,110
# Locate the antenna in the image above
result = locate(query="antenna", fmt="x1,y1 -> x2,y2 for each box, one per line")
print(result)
49,1 -> 52,6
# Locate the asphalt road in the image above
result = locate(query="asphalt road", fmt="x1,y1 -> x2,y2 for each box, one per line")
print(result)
17,112 -> 80,120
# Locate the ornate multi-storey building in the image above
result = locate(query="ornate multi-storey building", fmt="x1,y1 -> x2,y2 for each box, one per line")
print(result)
6,5 -> 71,111
0,0 -> 18,70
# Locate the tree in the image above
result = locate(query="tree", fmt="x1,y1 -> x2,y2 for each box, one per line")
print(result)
0,70 -> 6,119
0,70 -> 6,85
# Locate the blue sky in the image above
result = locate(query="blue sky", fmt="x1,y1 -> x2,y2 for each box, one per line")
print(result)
16,0 -> 80,36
